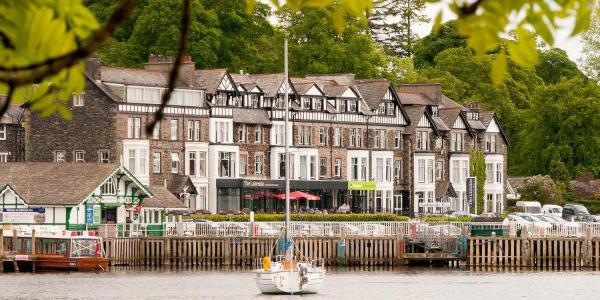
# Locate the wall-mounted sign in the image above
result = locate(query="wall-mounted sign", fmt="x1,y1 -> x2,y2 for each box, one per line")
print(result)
93,205 -> 101,224
418,202 -> 451,208
348,181 -> 377,191
85,204 -> 94,224
466,177 -> 477,212
2,208 -> 46,224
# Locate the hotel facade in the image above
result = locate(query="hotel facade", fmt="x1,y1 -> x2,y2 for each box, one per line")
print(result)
2,55 -> 509,216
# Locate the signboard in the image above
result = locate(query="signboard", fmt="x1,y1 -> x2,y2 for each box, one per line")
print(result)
348,181 -> 377,191
1,208 -> 45,224
418,202 -> 451,208
466,177 -> 477,212
85,204 -> 94,224
93,205 -> 102,224
243,180 -> 282,188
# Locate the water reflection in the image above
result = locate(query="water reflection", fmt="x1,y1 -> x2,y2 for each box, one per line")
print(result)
2,266 -> 600,299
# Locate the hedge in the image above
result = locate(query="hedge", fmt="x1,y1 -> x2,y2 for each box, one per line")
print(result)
189,213 -> 410,222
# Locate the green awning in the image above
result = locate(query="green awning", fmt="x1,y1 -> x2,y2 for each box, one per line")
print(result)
101,203 -> 122,208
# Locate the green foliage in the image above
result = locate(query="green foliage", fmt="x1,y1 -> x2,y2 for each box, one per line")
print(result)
535,48 -> 583,84
515,77 -> 600,177
278,6 -> 402,82
518,175 -> 565,206
191,213 -> 409,222
582,12 -> 600,82
0,1 -> 98,117
412,22 -> 467,69
469,148 -> 486,214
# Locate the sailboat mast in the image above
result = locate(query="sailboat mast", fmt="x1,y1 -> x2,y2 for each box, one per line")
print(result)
284,36 -> 290,242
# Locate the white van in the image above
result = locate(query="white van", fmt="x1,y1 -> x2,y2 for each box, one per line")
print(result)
515,201 -> 542,215
542,204 -> 563,217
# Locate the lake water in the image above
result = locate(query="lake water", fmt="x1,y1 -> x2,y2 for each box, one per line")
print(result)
1,267 -> 599,299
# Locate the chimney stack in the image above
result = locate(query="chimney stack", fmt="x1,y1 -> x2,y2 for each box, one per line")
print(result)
145,54 -> 196,85
85,53 -> 102,81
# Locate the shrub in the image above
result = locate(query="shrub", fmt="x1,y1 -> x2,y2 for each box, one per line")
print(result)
189,213 -> 410,222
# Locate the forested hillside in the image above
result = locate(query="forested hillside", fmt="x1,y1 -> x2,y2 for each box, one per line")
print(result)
85,0 -> 600,181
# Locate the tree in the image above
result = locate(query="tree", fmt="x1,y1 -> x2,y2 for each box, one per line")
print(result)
469,148 -> 486,214
412,22 -> 467,69
535,48 -> 583,84
518,175 -> 565,206
581,12 -> 600,82
277,7 -> 402,81
0,0 -> 597,127
368,0 -> 428,57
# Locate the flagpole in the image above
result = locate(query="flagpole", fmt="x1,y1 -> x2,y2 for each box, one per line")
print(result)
284,36 -> 290,244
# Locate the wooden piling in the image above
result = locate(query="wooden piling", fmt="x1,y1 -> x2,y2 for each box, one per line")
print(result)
31,230 -> 36,272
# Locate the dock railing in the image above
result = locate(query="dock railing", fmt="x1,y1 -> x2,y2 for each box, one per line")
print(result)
93,221 -> 600,239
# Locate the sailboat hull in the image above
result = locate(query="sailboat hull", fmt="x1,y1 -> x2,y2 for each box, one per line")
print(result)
255,268 -> 325,294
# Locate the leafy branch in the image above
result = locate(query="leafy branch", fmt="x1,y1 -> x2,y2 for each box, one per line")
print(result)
0,0 -> 138,85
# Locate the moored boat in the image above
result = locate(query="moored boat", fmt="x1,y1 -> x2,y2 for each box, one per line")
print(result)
2,229 -> 108,272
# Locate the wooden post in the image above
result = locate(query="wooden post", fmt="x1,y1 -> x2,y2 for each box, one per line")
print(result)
584,227 -> 593,267
31,230 -> 36,272
12,229 -> 19,272
521,225 -> 530,267
0,228 -> 3,272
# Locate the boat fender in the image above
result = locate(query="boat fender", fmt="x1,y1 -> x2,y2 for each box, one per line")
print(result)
262,256 -> 271,271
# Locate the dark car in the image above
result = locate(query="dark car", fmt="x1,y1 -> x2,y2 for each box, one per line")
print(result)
562,203 -> 592,222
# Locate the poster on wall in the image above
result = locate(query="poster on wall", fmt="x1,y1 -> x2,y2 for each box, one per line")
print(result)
466,177 -> 476,212
85,204 -> 94,224
1,208 -> 46,224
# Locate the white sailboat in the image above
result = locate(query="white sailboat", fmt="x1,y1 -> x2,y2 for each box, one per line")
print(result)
254,37 -> 326,295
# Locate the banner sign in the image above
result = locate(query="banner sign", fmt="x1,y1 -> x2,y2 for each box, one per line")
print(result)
418,202 -> 451,208
466,177 -> 476,212
348,181 -> 377,191
93,205 -> 102,224
85,204 -> 94,224
2,208 -> 45,224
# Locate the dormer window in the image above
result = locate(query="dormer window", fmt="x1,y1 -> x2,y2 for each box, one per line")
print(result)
348,100 -> 358,112
430,105 -> 439,117
386,103 -> 395,115
467,111 -> 479,120
313,98 -> 323,110
377,103 -> 386,115
302,97 -> 311,109
338,100 -> 347,112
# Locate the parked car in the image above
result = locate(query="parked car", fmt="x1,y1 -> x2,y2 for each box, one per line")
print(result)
341,223 -> 361,236
218,223 -> 248,236
192,219 -> 220,235
516,201 -> 542,215
562,203 -> 591,222
542,205 -> 563,217
290,223 -> 322,236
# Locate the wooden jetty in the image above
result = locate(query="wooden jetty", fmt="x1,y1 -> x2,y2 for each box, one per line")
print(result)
468,229 -> 600,268
104,236 -> 405,267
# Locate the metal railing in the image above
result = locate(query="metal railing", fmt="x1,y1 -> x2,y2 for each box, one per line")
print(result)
93,221 -> 600,239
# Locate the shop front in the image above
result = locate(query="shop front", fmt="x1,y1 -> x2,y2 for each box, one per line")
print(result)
216,179 -> 348,213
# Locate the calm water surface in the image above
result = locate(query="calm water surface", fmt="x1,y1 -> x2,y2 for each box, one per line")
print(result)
1,267 -> 599,299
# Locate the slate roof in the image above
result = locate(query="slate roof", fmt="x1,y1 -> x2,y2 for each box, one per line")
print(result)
195,69 -> 228,94
144,185 -> 186,208
0,105 -> 24,124
404,106 -> 426,134
292,82 -> 323,96
439,95 -> 465,110
101,66 -> 187,87
232,108 -> 272,125
322,85 -> 359,98
249,74 -> 287,98
0,163 -> 120,205
354,80 -> 390,110
439,108 -> 462,130
167,175 -> 198,196
436,180 -> 457,198
467,119 -> 487,130
431,116 -> 449,131
397,92 -> 434,106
